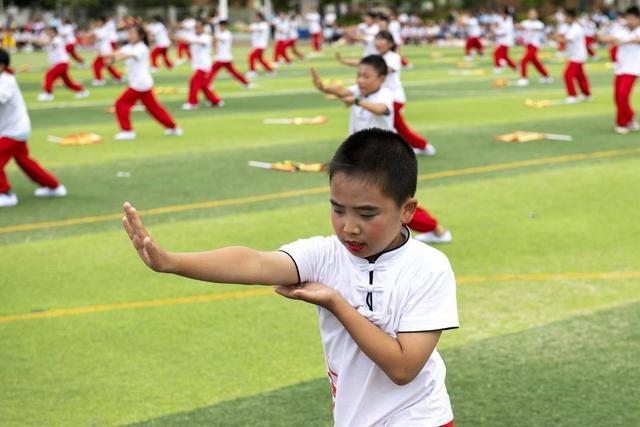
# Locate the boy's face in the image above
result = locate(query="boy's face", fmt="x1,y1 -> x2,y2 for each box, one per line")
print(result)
330,172 -> 417,258
356,64 -> 385,96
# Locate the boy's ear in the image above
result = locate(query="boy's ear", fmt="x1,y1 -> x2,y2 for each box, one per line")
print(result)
401,197 -> 418,224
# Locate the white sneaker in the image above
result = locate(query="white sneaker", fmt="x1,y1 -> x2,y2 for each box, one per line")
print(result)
114,78 -> 125,84
246,71 -> 257,80
565,96 -> 578,104
78,63 -> 89,69
539,77 -> 554,84
150,67 -> 159,73
115,131 -> 136,140
0,192 -> 18,207
207,100 -> 224,108
464,55 -> 473,62
614,126 -> 630,135
37,92 -> 54,102
493,67 -> 504,74
34,184 -> 67,198
515,78 -> 529,86
164,127 -> 184,136
628,121 -> 639,131
181,103 -> 199,110
74,89 -> 90,99
92,79 -> 106,86
414,230 -> 452,244
414,144 -> 436,156
577,94 -> 593,102
244,82 -> 255,89
176,59 -> 186,66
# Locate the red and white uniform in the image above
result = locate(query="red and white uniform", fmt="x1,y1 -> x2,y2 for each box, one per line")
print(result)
92,24 -> 122,81
61,24 -> 84,67
613,27 -> 640,127
1,71 -> 60,193
563,22 -> 590,97
463,16 -> 483,56
519,19 -> 549,78
306,12 -> 322,51
209,29 -> 248,86
581,17 -> 597,57
248,21 -> 272,72
176,18 -> 195,60
184,33 -> 222,106
43,34 -> 84,94
114,42 -> 176,131
279,228 -> 458,427
148,22 -> 173,69
47,34 -> 70,66
347,85 -> 394,134
106,19 -> 118,48
358,22 -> 380,57
494,16 -> 516,69
273,17 -> 291,63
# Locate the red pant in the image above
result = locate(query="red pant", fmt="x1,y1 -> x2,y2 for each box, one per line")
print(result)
177,41 -> 191,60
311,33 -> 322,51
564,61 -> 590,97
188,70 -> 222,106
494,45 -> 516,69
273,40 -> 291,63
115,87 -> 177,131
408,206 -> 438,233
393,102 -> 428,150
65,43 -> 84,64
151,47 -> 173,69
44,63 -> 84,93
609,45 -> 618,63
285,39 -> 305,59
93,56 -> 122,81
614,74 -> 637,127
208,61 -> 248,86
520,44 -> 549,78
585,36 -> 596,57
465,37 -> 483,56
248,48 -> 273,72
0,137 -> 59,193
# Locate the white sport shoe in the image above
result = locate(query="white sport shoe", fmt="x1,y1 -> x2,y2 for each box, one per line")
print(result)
614,126 -> 630,135
493,67 -> 504,74
164,127 -> 184,136
414,230 -> 452,244
246,71 -> 257,80
34,184 -> 67,198
244,82 -> 255,89
115,131 -> 136,140
464,55 -> 473,62
577,94 -> 593,102
515,78 -> 529,86
628,121 -> 640,131
0,192 -> 18,207
92,79 -> 106,86
74,89 -> 90,99
207,100 -> 224,108
181,103 -> 199,110
539,77 -> 554,84
565,96 -> 579,104
37,92 -> 54,102
414,144 -> 436,156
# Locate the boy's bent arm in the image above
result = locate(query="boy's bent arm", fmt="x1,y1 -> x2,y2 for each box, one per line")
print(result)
123,202 -> 299,286
276,284 -> 441,385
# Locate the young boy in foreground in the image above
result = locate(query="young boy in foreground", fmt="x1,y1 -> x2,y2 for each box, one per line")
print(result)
123,128 -> 459,427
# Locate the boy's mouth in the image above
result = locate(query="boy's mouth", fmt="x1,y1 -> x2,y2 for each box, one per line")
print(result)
346,240 -> 366,252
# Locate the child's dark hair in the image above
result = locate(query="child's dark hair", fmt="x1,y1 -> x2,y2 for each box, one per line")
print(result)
375,31 -> 396,51
133,25 -> 149,46
627,6 -> 640,17
565,9 -> 577,18
46,26 -> 58,34
329,129 -> 417,207
256,12 -> 265,21
218,20 -> 228,26
359,54 -> 388,76
0,48 -> 10,68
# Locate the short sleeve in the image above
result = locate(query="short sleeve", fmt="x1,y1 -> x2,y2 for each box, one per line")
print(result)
348,84 -> 359,96
119,44 -> 133,57
278,236 -> 333,284
398,267 -> 459,332
385,53 -> 401,72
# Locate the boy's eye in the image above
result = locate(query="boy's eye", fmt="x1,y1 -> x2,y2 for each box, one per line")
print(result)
360,213 -> 377,219
332,208 -> 345,215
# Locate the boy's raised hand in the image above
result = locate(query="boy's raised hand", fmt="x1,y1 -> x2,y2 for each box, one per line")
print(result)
275,282 -> 339,309
310,67 -> 324,91
122,202 -> 171,272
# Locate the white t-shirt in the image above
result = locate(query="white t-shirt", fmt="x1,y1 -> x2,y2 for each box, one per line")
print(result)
182,18 -> 196,36
250,21 -> 270,49
0,72 -> 31,140
214,30 -> 232,62
120,42 -> 153,91
358,23 -> 380,57
94,26 -> 113,55
564,22 -> 588,63
463,16 -> 482,38
59,23 -> 76,45
615,27 -> 640,76
106,19 -> 118,43
187,33 -> 212,71
279,228 -> 459,427
347,85 -> 394,134
388,20 -> 402,45
47,35 -> 69,65
495,16 -> 514,47
306,12 -> 321,34
325,12 -> 337,26
520,19 -> 545,47
289,18 -> 299,40
147,22 -> 171,48
274,17 -> 290,41
382,51 -> 406,104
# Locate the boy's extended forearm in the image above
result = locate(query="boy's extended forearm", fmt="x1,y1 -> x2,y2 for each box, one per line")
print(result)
358,100 -> 389,116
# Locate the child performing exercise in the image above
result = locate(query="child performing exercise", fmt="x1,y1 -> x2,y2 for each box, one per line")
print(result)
311,55 -> 451,243
123,127 -> 458,427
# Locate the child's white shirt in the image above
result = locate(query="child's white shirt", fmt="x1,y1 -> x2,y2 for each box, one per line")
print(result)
306,12 -> 321,34
47,35 -> 69,65
521,19 -> 545,47
279,227 -> 459,427
148,22 -> 171,48
120,42 -> 153,91
187,33 -> 212,71
388,20 -> 403,45
381,51 -> 406,104
59,23 -> 76,44
214,30 -> 233,61
615,27 -> 640,76
347,85 -> 394,134
463,16 -> 482,38
0,72 -> 31,140
495,16 -> 514,47
94,26 -> 113,55
358,23 -> 380,57
250,21 -> 270,48
565,22 -> 588,63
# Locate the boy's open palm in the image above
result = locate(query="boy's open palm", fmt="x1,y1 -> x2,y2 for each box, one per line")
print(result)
275,282 -> 338,308
122,202 -> 170,272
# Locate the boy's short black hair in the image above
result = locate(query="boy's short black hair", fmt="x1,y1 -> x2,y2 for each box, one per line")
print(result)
218,20 -> 228,26
627,6 -> 640,17
565,9 -> 577,18
359,54 -> 388,76
0,48 -> 10,68
329,128 -> 417,207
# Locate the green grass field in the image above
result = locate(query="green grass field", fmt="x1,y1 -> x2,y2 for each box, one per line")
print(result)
1,43 -> 639,426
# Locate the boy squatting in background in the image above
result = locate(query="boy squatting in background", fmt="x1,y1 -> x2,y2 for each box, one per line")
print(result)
123,128 -> 459,426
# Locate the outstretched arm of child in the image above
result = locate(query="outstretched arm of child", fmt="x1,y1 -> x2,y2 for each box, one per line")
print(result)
276,283 -> 441,386
310,67 -> 351,98
122,202 -> 300,286
335,51 -> 359,67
